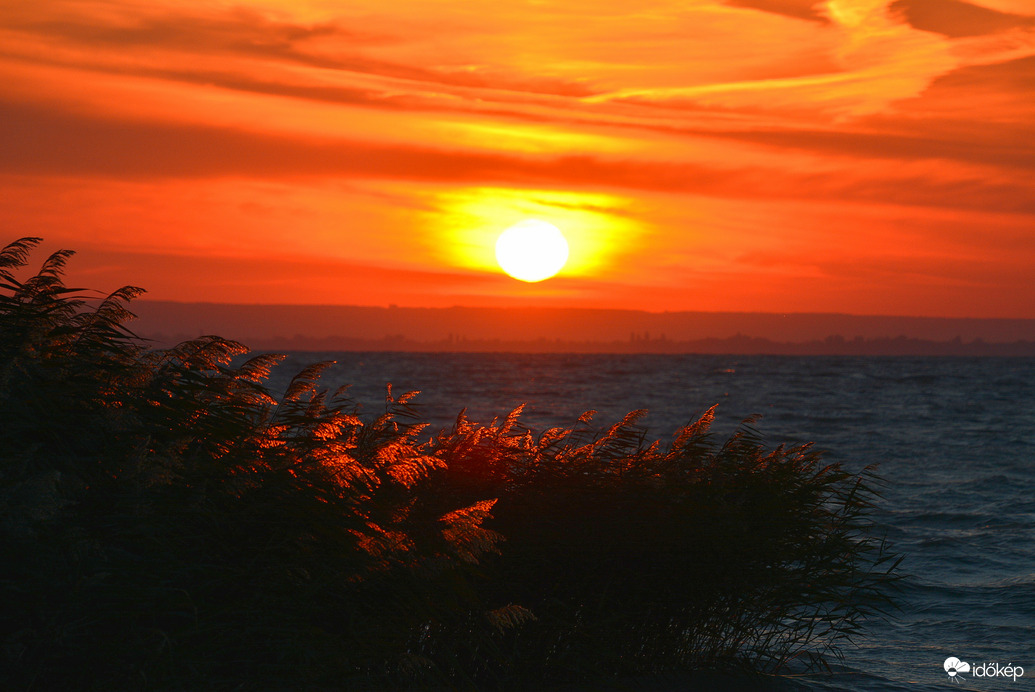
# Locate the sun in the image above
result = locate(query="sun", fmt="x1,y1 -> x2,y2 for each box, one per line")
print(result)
495,220 -> 569,282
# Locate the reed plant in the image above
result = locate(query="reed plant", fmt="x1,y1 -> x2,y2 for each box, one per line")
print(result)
0,238 -> 899,690
425,406 -> 901,686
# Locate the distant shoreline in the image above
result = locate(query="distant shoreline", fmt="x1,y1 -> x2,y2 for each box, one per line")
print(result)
132,301 -> 1035,357
141,333 -> 1035,357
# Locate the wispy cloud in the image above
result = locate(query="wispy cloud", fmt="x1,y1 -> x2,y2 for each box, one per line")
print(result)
889,0 -> 1035,37
724,0 -> 831,23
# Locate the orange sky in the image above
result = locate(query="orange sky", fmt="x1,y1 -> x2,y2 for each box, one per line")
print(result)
1,0 -> 1033,317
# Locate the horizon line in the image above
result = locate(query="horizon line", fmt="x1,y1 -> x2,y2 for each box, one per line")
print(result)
132,299 -> 1035,323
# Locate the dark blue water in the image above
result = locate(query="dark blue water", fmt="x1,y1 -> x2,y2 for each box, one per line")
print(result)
269,353 -> 1035,691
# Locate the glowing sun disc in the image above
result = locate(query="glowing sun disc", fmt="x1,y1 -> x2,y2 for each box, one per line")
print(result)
495,220 -> 569,282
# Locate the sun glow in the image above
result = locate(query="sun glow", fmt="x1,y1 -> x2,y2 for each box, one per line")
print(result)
495,220 -> 569,282
430,187 -> 640,283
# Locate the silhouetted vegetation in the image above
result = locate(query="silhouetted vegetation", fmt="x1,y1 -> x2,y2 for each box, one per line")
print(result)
1,238 -> 900,690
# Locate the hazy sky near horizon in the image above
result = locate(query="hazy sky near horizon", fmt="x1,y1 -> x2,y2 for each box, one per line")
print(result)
2,0 -> 1033,317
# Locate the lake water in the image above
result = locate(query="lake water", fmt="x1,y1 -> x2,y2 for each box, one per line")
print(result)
269,353 -> 1035,691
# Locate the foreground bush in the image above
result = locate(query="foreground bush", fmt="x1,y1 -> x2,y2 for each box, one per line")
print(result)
0,238 -> 899,690
427,406 -> 900,685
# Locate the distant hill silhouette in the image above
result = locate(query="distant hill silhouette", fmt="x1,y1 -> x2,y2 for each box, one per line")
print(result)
132,302 -> 1035,356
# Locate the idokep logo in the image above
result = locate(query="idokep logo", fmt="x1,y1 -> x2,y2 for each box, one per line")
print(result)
944,656 -> 1025,683
944,657 -> 971,682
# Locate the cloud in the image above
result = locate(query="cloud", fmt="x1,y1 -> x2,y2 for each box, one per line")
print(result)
889,0 -> 1035,37
917,53 -> 1035,110
724,0 -> 829,23
0,2 -> 598,98
707,123 -> 1035,171
21,7 -> 351,53
3,97 -> 1032,215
